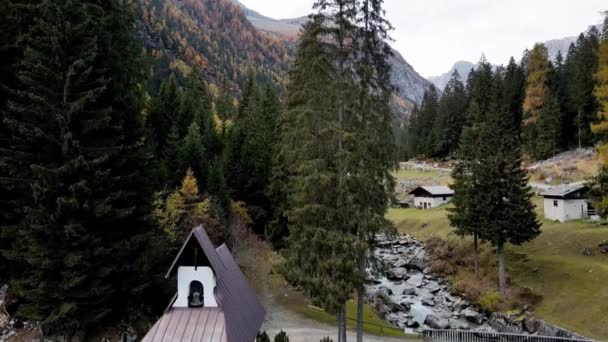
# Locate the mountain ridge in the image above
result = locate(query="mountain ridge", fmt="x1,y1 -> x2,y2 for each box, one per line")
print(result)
428,23 -> 604,90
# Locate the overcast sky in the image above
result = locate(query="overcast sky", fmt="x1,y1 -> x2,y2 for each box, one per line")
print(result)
238,0 -> 606,77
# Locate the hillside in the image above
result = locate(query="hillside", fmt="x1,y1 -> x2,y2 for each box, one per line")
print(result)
134,0 -> 433,115
135,0 -> 290,92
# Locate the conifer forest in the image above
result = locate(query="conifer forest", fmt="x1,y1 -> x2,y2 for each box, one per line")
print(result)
1,0 -> 607,341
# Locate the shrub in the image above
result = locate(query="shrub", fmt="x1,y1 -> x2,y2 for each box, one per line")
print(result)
478,291 -> 501,311
256,331 -> 270,342
274,331 -> 289,342
320,338 -> 333,342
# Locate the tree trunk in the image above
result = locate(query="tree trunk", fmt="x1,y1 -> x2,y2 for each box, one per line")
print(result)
498,243 -> 507,296
578,107 -> 582,149
357,286 -> 363,342
341,303 -> 347,342
337,310 -> 343,342
473,232 -> 479,280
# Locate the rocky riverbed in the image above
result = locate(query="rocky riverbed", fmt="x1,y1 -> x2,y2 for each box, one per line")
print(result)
365,234 -> 591,340
365,234 -> 494,334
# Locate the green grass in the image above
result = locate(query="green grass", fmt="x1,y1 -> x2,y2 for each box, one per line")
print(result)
267,272 -> 413,338
388,195 -> 608,340
387,204 -> 452,240
302,300 -> 411,338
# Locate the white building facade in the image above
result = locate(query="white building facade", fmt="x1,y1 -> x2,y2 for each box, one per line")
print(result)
541,184 -> 589,222
410,186 -> 454,209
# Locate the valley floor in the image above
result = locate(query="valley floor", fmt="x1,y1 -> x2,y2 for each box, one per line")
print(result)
388,199 -> 608,340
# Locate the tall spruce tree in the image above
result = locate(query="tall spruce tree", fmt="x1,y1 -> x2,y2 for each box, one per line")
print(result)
417,86 -> 440,156
2,0 -> 154,335
448,102 -> 486,279
407,104 -> 422,156
561,43 -> 580,148
467,56 -> 495,119
433,70 -> 467,157
536,90 -> 561,159
573,30 -> 600,147
279,21 -> 356,341
279,1 -> 396,338
147,73 -> 182,156
476,104 -> 541,296
352,1 -> 396,339
501,57 -> 526,138
590,11 -> 608,214
0,0 -> 29,279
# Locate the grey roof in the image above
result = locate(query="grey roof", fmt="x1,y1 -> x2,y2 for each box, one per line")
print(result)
142,307 -> 227,342
145,226 -> 265,342
409,186 -> 454,196
540,184 -> 587,198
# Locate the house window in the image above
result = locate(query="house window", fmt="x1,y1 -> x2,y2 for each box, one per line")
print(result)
443,196 -> 446,201
553,200 -> 558,207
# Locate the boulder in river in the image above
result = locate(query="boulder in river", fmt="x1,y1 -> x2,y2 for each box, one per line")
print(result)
452,301 -> 468,312
394,302 -> 411,312
421,298 -> 435,307
449,318 -> 470,330
398,301 -> 412,311
409,258 -> 426,271
405,319 -> 419,328
406,273 -> 424,287
523,316 -> 541,334
402,287 -> 416,295
387,267 -> 408,280
461,308 -> 484,325
426,281 -> 441,293
378,286 -> 393,296
424,314 -> 450,329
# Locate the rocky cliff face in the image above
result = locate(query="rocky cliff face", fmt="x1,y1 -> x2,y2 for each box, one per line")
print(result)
388,50 -> 434,106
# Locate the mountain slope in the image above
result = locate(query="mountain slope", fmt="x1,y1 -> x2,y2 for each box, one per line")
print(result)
234,1 -> 432,111
135,0 -> 432,115
135,0 -> 290,92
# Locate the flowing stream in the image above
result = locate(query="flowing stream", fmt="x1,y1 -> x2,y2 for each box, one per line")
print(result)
365,234 -> 496,334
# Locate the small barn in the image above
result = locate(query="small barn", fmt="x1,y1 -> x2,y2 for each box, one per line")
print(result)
142,226 -> 265,342
540,184 -> 590,222
409,186 -> 454,209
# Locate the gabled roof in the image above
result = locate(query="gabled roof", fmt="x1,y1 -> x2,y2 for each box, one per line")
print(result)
145,226 -> 265,342
409,185 -> 454,196
540,184 -> 588,198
